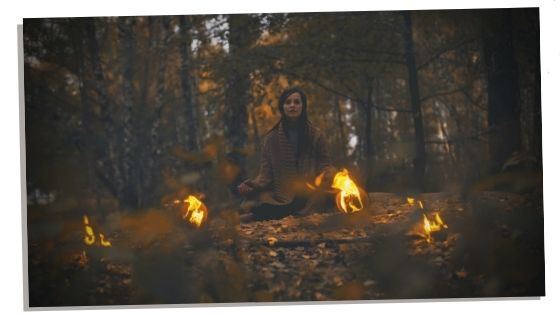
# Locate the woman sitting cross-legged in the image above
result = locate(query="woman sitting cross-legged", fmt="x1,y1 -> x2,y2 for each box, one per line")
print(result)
237,87 -> 337,221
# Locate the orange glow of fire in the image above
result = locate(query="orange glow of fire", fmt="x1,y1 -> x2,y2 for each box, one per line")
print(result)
422,212 -> 448,243
331,169 -> 364,214
182,195 -> 208,228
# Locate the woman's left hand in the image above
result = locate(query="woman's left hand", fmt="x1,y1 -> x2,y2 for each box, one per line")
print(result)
237,182 -> 254,195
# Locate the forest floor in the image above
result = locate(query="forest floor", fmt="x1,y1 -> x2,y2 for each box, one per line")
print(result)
27,191 -> 545,307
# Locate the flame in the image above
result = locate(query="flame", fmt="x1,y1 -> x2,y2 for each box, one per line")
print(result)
331,169 -> 364,214
182,195 -> 208,228
83,215 -> 112,247
435,213 -> 448,228
83,215 -> 96,245
314,172 -> 325,187
99,233 -> 112,247
422,212 -> 448,243
306,171 -> 326,191
407,197 -> 415,205
407,197 -> 424,209
306,182 -> 316,191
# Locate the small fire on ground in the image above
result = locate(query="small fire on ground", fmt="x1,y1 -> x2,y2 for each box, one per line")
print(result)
306,168 -> 366,214
174,195 -> 208,228
422,212 -> 448,243
332,169 -> 364,214
83,215 -> 112,247
407,197 -> 449,243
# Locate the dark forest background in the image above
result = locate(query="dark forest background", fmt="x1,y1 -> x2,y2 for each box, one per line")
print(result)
23,8 -> 542,214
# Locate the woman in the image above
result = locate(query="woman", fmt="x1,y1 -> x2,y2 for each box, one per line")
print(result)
237,87 -> 337,221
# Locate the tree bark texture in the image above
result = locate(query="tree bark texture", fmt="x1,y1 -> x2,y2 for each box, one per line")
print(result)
403,11 -> 426,191
482,9 -> 522,173
118,16 -> 141,208
179,15 -> 199,152
85,17 -> 123,199
223,14 -> 259,186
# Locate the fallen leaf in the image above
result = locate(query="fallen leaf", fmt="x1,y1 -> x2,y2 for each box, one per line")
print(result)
271,262 -> 286,269
314,292 -> 328,301
333,275 -> 344,286
267,236 -> 278,246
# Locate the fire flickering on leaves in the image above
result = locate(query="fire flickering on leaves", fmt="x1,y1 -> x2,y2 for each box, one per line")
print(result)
406,198 -> 449,243
83,215 -> 95,245
82,215 -> 112,247
407,197 -> 424,209
180,195 -> 208,228
422,212 -> 448,243
331,169 -> 364,214
407,197 -> 415,206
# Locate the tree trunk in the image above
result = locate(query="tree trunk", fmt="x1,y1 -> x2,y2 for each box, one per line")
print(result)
75,20 -> 99,212
529,10 -> 542,170
149,16 -> 173,196
403,11 -> 426,191
118,16 -> 140,209
334,95 -> 347,156
223,14 -> 259,188
364,79 -> 374,188
179,15 -> 199,152
533,42 -> 542,171
85,17 -> 123,200
482,9 -> 521,173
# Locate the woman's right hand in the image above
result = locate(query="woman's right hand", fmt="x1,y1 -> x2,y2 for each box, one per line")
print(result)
237,182 -> 254,195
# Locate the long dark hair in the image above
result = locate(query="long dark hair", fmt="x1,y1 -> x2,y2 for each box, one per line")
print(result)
275,87 -> 312,157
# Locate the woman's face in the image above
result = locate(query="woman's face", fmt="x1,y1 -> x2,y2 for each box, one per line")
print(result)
283,92 -> 303,121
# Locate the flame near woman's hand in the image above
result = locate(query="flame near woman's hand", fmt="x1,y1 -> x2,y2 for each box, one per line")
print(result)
331,169 -> 364,214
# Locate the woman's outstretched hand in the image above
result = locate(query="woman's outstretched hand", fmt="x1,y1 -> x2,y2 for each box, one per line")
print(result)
237,182 -> 254,195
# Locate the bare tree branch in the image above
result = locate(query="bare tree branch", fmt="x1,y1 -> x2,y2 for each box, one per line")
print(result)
417,37 -> 477,71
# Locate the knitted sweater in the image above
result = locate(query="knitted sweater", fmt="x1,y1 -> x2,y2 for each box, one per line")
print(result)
244,121 -> 336,206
